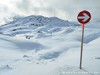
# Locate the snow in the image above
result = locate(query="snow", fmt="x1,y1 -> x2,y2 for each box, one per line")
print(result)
0,15 -> 100,75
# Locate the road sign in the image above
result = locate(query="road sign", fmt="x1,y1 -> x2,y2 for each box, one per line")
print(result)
77,10 -> 91,24
77,10 -> 91,69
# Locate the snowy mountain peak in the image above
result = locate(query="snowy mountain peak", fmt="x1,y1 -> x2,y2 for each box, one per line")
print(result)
0,15 -> 80,38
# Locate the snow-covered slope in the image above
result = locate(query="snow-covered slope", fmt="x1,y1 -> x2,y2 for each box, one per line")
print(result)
0,15 -> 100,75
0,15 -> 79,38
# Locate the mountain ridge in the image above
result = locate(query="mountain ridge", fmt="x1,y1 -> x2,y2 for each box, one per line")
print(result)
0,15 -> 80,38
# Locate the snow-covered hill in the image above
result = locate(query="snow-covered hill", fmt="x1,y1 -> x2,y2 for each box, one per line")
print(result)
0,15 -> 100,75
0,15 -> 80,38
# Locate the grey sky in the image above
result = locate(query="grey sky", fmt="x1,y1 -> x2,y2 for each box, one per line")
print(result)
0,0 -> 100,24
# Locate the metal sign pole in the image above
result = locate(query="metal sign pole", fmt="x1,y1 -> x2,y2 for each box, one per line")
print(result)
80,24 -> 85,69
77,10 -> 91,69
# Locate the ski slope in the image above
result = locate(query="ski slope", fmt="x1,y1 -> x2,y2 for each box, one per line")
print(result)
0,16 -> 100,75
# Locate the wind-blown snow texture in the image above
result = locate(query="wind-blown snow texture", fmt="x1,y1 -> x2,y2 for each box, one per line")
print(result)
0,15 -> 100,75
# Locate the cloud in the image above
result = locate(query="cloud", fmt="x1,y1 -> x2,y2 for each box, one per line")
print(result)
0,0 -> 100,25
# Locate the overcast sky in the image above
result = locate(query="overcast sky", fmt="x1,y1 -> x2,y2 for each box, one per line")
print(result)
0,0 -> 100,25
